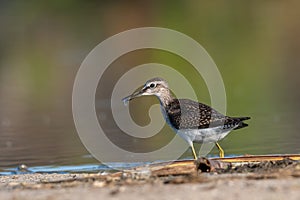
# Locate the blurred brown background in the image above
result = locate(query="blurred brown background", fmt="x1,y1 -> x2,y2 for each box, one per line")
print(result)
0,1 -> 300,167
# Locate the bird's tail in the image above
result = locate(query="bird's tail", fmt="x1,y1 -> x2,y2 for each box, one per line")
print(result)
233,117 -> 251,130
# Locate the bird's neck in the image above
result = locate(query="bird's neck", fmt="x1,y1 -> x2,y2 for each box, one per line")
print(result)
155,88 -> 174,107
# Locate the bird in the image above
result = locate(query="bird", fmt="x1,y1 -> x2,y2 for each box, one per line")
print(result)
122,77 -> 250,159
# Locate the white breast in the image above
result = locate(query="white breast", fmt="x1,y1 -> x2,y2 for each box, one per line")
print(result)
159,104 -> 234,144
176,127 -> 232,144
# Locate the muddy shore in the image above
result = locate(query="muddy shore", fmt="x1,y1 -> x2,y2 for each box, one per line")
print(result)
0,158 -> 300,200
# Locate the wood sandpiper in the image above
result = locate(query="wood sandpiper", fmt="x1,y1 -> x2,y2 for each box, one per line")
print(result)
122,77 -> 250,159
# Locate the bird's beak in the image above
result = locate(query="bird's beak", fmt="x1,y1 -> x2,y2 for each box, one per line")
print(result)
122,86 -> 146,105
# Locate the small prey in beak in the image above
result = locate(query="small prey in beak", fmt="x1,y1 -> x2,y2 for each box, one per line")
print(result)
122,86 -> 146,106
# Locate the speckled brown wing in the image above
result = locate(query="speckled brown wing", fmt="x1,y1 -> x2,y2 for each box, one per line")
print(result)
166,99 -> 249,130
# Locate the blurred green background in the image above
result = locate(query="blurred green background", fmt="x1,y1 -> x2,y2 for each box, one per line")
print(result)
0,1 -> 300,167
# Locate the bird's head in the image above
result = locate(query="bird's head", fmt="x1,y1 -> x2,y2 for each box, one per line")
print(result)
122,77 -> 169,104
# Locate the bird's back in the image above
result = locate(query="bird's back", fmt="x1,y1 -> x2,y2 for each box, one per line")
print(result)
165,99 -> 250,130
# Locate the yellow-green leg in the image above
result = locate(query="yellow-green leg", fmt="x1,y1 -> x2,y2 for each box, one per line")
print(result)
215,142 -> 224,158
191,143 -> 198,160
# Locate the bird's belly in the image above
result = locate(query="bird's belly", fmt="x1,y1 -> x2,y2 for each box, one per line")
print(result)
176,127 -> 232,143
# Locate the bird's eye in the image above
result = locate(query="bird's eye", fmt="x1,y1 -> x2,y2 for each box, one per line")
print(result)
149,83 -> 156,88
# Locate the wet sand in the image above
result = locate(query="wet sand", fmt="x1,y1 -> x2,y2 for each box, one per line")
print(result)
0,159 -> 300,200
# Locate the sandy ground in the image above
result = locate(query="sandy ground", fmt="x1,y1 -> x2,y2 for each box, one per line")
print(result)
0,159 -> 300,200
0,174 -> 299,200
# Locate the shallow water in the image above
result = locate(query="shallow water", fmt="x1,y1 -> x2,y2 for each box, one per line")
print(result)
0,162 -> 150,175
0,155 -> 226,175
1,109 -> 300,172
